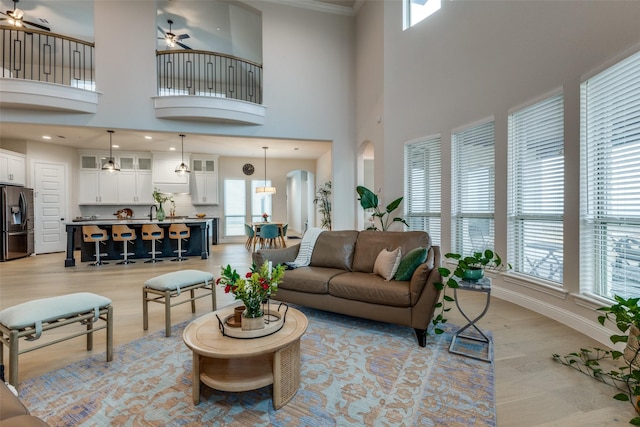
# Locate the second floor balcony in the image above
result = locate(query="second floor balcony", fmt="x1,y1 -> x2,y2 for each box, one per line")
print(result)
0,27 -> 265,124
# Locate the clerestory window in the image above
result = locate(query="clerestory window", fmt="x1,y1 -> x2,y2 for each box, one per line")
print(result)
403,0 -> 441,30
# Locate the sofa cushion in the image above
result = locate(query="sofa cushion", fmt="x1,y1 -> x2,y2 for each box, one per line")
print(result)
278,266 -> 347,294
394,247 -> 428,281
328,272 -> 411,307
373,247 -> 402,281
351,231 -> 431,273
309,230 -> 359,270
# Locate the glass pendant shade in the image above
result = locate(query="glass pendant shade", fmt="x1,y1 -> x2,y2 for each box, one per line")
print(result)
175,134 -> 190,175
102,130 -> 120,172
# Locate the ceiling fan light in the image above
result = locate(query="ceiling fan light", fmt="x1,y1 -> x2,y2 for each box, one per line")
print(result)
11,8 -> 23,19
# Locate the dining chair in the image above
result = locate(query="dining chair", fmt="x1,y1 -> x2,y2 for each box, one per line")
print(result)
244,223 -> 255,251
259,223 -> 279,249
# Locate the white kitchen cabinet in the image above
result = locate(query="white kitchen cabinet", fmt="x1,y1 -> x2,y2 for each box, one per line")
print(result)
0,149 -> 26,185
78,169 -> 118,204
191,155 -> 219,205
117,155 -> 153,204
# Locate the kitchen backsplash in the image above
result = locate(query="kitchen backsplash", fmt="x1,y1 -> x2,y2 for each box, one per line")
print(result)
78,193 -> 221,219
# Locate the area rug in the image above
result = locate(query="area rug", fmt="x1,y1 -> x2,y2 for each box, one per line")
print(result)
18,306 -> 495,426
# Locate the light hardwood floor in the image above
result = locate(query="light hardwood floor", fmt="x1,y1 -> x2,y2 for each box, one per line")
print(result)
0,244 -> 632,426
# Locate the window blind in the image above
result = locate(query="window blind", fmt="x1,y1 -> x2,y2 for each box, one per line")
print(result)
508,94 -> 564,284
452,121 -> 495,255
404,136 -> 441,245
581,50 -> 640,299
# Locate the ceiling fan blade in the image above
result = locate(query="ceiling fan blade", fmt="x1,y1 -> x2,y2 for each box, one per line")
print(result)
157,26 -> 167,36
0,11 -> 10,17
23,20 -> 50,31
176,41 -> 192,50
176,34 -> 190,40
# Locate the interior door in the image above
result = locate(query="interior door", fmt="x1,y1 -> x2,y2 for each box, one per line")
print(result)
34,161 -> 68,254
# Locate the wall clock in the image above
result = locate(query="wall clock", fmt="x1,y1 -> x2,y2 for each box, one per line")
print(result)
242,163 -> 255,175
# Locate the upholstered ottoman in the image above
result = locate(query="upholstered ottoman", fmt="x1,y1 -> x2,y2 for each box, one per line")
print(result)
0,292 -> 113,388
143,270 -> 216,337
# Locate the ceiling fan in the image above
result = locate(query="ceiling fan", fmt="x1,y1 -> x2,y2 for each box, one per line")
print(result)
0,0 -> 50,31
158,19 -> 191,50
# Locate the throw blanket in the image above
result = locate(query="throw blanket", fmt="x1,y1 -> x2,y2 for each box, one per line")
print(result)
287,227 -> 324,268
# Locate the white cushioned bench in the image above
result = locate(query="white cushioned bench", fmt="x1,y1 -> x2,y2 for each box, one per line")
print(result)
143,270 -> 216,337
0,292 -> 113,388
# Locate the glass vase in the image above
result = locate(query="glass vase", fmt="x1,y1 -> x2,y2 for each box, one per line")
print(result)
156,203 -> 165,221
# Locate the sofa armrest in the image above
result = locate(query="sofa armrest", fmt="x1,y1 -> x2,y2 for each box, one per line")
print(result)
409,245 -> 441,305
253,244 -> 301,267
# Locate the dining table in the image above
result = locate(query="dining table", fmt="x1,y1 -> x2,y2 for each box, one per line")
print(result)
251,222 -> 286,251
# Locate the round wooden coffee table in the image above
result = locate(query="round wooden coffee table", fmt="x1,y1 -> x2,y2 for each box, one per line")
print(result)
183,303 -> 308,409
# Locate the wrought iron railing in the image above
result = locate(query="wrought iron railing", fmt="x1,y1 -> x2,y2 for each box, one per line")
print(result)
0,26 -> 95,89
156,50 -> 262,104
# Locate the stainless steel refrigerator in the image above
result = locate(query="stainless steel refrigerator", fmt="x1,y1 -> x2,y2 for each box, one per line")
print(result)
1,185 -> 34,261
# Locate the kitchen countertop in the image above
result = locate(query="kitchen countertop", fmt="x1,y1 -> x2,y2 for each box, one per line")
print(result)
68,217 -> 212,225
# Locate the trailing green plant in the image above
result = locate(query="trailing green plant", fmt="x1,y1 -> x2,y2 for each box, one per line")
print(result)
313,181 -> 332,230
431,250 -> 510,335
356,185 -> 408,231
553,295 -> 640,425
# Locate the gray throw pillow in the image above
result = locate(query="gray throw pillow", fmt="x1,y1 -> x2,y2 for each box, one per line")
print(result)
394,247 -> 427,281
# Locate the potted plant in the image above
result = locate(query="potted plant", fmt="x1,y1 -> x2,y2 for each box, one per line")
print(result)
431,249 -> 509,335
313,181 -> 332,230
553,295 -> 640,424
152,187 -> 173,221
216,261 -> 286,330
356,185 -> 408,231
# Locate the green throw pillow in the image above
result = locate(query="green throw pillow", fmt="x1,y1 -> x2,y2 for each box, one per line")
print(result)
394,247 -> 427,281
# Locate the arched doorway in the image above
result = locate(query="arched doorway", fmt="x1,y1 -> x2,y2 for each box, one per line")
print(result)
286,169 -> 315,237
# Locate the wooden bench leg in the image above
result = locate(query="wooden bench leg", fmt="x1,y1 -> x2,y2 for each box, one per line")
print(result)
107,305 -> 113,362
165,290 -> 172,337
86,316 -> 93,351
190,289 -> 196,313
211,281 -> 217,310
9,330 -> 19,387
142,287 -> 149,331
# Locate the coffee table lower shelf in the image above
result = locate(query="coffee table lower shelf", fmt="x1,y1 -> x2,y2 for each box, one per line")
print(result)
200,353 -> 274,392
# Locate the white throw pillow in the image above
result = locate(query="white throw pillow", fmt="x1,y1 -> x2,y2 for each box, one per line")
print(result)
373,247 -> 402,281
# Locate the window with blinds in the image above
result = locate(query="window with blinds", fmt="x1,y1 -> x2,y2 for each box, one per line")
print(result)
452,121 -> 495,255
581,50 -> 640,300
404,136 -> 441,245
508,94 -> 564,284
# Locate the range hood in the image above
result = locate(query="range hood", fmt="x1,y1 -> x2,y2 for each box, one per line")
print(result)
151,152 -> 190,194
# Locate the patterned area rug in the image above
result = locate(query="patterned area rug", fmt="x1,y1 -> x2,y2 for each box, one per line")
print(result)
18,306 -> 495,426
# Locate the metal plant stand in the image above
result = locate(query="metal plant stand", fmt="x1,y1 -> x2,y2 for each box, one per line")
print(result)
449,277 -> 492,362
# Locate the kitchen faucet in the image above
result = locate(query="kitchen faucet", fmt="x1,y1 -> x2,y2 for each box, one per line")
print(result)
149,205 -> 157,221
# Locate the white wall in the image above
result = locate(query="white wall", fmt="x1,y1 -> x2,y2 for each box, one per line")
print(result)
356,0 -> 640,344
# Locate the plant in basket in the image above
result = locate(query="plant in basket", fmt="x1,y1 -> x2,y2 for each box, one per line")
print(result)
217,261 -> 285,319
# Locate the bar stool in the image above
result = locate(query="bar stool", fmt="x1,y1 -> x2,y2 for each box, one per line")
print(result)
141,224 -> 164,263
82,225 -> 109,266
169,223 -> 190,262
112,224 -> 137,264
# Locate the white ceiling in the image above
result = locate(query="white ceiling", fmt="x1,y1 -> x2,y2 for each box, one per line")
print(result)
0,123 -> 332,160
0,0 -> 348,160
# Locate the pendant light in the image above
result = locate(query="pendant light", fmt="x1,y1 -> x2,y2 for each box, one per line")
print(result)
175,134 -> 190,175
102,130 -> 120,172
256,146 -> 276,194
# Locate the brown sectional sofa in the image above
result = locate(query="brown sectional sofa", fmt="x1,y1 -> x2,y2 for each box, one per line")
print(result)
0,381 -> 49,426
253,230 -> 442,346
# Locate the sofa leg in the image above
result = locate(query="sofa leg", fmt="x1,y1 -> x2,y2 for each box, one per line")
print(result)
414,328 -> 427,347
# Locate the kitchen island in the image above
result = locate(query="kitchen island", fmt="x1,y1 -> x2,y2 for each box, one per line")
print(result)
64,217 -> 218,267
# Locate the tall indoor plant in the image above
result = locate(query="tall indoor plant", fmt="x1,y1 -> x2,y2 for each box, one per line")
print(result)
356,185 -> 408,231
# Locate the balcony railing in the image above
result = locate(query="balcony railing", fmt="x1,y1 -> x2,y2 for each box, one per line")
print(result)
156,50 -> 262,104
0,26 -> 95,89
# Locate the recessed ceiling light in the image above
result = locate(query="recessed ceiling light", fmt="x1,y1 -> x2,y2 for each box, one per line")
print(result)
294,147 -> 299,150
169,147 -> 176,151
145,136 -> 152,140
42,135 -> 51,140
112,145 -> 119,149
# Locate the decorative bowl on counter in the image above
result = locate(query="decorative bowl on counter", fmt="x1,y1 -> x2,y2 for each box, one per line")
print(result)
195,213 -> 206,218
